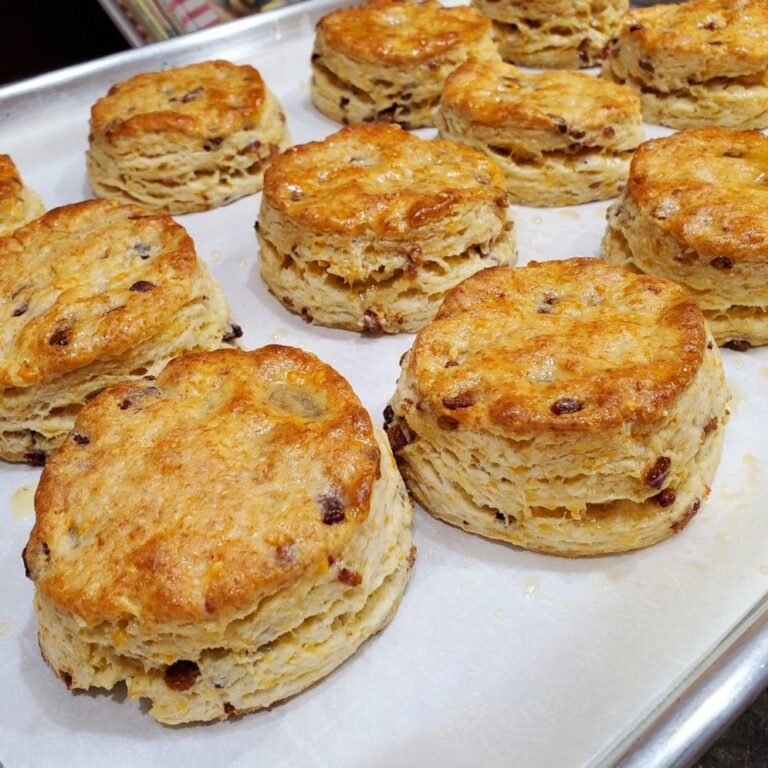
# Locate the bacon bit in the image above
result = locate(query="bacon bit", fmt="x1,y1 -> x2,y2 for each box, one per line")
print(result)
644,456 -> 671,489
407,546 -> 417,568
48,328 -> 71,346
707,341 -> 713,350
204,598 -> 216,614
224,703 -> 236,715
300,307 -> 314,324
22,545 -> 30,579
628,23 -> 643,31
442,393 -> 474,410
703,416 -> 718,435
275,542 -> 295,566
203,136 -> 224,151
578,39 -> 590,63
318,495 -> 346,525
180,86 -> 204,103
550,397 -> 583,416
709,256 -> 733,270
437,415 -> 459,430
699,20 -> 718,30
671,498 -> 701,532
603,126 -> 615,139
129,280 -> 155,292
61,671 -> 73,688
72,433 -> 90,446
363,309 -> 384,334
724,339 -> 751,352
338,568 -> 362,586
164,660 -> 200,691
387,422 -> 414,452
383,404 -> 395,429
445,360 -> 460,368
24,450 -> 47,466
12,302 -> 28,317
222,323 -> 243,343
655,488 -> 676,507
638,59 -> 655,73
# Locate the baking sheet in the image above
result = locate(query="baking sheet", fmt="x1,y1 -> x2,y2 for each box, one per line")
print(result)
2,2 -> 768,765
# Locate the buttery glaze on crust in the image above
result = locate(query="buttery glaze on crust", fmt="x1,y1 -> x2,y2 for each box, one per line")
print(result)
0,200 -> 198,387
90,60 -> 268,141
626,128 -> 768,264
263,124 -> 507,237
0,155 -> 44,236
315,0 -> 492,65
439,60 -> 642,151
603,0 -> 768,84
26,346 -> 381,626
408,259 -> 705,433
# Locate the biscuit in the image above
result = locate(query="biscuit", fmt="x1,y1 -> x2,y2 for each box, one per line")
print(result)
601,0 -> 768,129
436,61 -> 643,207
258,124 -> 516,333
0,199 -> 236,465
0,155 -> 44,236
24,346 -> 414,725
473,0 -> 627,68
87,60 -> 290,214
603,128 -> 768,349
386,259 -> 729,557
310,0 -> 500,129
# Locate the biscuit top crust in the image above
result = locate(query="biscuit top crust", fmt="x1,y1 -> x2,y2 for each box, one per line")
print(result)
628,128 -> 768,263
0,155 -> 24,220
442,61 -> 641,150
0,199 -> 197,387
90,60 -> 267,140
26,346 -> 381,624
610,0 -> 768,80
406,259 -> 705,433
263,124 -> 506,236
316,0 -> 493,65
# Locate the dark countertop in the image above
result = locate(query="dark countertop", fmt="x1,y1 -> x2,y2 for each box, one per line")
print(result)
1,2 -> 766,765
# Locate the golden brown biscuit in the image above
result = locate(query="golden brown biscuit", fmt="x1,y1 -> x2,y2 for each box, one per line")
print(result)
436,61 -> 644,206
87,60 -> 290,214
386,259 -> 729,556
0,155 -> 44,236
473,0 -> 627,68
24,346 -> 414,724
603,127 -> 768,348
601,0 -> 768,128
310,0 -> 500,129
258,124 -> 516,333
0,199 -> 235,464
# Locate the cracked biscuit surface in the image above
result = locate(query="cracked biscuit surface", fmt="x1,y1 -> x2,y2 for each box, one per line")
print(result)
87,60 -> 290,214
25,346 -> 414,724
310,0 -> 500,129
386,259 -> 729,556
0,199 -> 234,464
258,124 -> 516,333
0,155 -> 44,236
603,127 -> 768,348
437,60 -> 643,206
473,0 -> 627,68
601,0 -> 768,128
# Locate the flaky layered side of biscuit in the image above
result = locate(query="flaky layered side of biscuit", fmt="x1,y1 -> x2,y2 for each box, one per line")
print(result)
437,62 -> 643,207
603,128 -> 768,348
258,124 -> 516,333
25,347 -> 414,724
0,155 -> 44,236
87,60 -> 290,214
0,200 -> 236,464
473,0 -> 627,68
310,0 -> 500,129
386,259 -> 730,557
601,0 -> 768,129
